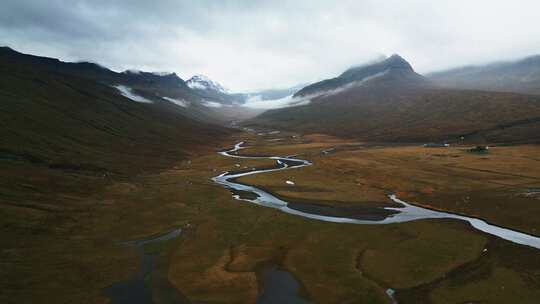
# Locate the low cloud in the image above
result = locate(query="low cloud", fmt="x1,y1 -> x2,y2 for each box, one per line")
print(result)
243,95 -> 311,109
1,1 -> 540,91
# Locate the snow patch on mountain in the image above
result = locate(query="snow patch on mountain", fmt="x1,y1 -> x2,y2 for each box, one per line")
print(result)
162,97 -> 189,107
151,71 -> 175,76
187,81 -> 207,90
114,85 -> 152,103
122,70 -> 175,77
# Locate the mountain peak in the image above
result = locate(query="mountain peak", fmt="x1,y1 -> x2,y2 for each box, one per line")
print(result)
187,74 -> 228,93
340,54 -> 414,78
386,54 -> 413,69
388,53 -> 405,60
294,54 -> 425,97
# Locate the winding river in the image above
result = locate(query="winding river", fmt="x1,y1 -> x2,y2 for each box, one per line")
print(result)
213,141 -> 540,250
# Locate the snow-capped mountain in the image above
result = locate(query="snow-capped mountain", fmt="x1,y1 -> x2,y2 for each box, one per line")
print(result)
186,74 -> 248,105
187,74 -> 228,93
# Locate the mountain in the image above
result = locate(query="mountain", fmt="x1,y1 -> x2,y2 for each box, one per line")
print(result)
0,47 -> 247,124
294,54 -> 430,97
186,74 -> 245,105
247,55 -> 540,143
0,47 -> 193,93
428,55 -> 540,95
186,75 -> 307,108
0,46 -> 231,175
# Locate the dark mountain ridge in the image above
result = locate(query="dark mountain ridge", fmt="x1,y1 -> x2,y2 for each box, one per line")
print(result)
0,47 -> 246,117
122,70 -> 191,90
0,46 -> 231,175
0,47 -> 194,93
429,54 -> 540,95
294,54 -> 430,97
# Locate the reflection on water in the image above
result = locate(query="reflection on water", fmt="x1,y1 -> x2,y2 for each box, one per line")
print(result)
257,264 -> 310,304
104,228 -> 189,304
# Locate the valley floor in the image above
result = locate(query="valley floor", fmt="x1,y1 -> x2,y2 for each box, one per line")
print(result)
2,129 -> 540,303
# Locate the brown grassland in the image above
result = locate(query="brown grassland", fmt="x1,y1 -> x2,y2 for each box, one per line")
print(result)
2,130 -> 540,303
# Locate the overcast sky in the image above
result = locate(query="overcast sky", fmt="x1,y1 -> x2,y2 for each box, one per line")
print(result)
1,0 -> 539,91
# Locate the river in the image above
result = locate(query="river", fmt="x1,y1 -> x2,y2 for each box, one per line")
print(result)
213,141 -> 540,250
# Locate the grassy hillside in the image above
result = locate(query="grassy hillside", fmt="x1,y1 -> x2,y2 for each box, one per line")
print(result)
0,47 -> 231,175
248,87 -> 540,143
0,47 -> 236,304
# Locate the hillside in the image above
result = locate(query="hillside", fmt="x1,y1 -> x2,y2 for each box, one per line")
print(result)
0,47 -> 231,175
0,46 -> 236,304
248,55 -> 540,143
0,47 -> 248,123
429,55 -> 540,95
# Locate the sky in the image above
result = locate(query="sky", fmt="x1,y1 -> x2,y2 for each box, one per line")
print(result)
1,0 -> 540,92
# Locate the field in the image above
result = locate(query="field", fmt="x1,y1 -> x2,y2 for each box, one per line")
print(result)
2,130 -> 540,303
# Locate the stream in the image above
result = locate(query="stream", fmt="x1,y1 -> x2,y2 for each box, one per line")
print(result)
213,141 -> 540,250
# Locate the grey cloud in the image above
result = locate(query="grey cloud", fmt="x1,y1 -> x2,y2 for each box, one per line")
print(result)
1,0 -> 539,91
